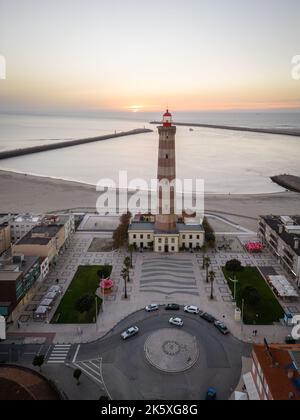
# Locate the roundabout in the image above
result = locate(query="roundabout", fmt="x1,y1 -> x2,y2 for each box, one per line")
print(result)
75,308 -> 251,400
144,328 -> 199,373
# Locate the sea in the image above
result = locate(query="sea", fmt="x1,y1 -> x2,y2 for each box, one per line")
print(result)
0,110 -> 300,194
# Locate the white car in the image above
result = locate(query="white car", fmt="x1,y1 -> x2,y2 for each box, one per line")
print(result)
145,304 -> 159,312
184,305 -> 200,315
121,326 -> 139,340
169,317 -> 184,327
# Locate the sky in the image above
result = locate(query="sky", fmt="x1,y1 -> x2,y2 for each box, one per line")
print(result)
0,0 -> 300,115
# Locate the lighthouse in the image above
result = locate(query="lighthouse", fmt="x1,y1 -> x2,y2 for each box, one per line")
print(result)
155,110 -> 177,233
128,109 -> 205,254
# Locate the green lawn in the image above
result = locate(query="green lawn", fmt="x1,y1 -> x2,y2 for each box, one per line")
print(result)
222,267 -> 285,325
52,265 -> 111,324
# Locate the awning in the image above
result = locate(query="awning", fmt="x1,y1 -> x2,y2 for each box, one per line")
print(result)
243,372 -> 260,401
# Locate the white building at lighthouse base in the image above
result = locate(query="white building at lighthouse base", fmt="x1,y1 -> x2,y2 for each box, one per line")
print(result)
128,218 -> 205,253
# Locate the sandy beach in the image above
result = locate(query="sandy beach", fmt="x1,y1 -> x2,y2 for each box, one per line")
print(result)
0,169 -> 299,230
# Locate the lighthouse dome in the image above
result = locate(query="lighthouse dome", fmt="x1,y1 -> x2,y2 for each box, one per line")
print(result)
163,109 -> 172,126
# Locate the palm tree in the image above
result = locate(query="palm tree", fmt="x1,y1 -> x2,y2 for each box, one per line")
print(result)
121,267 -> 128,299
204,256 -> 211,283
209,270 -> 216,300
123,257 -> 131,282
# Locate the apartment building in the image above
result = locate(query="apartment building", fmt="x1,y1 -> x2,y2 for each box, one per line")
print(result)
258,215 -> 300,283
10,213 -> 43,243
0,255 -> 42,320
12,224 -> 65,264
245,343 -> 300,400
0,222 -> 11,255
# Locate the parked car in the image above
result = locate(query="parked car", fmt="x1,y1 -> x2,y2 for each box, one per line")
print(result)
165,303 -> 180,311
184,305 -> 200,315
285,335 -> 300,345
169,317 -> 184,327
121,326 -> 139,340
214,321 -> 229,335
206,388 -> 217,401
200,312 -> 216,323
145,304 -> 159,312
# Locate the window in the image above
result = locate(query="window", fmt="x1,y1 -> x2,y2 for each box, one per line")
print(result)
182,235 -> 186,239
133,234 -> 136,239
189,235 -> 193,240
158,238 -> 162,243
197,235 -> 200,239
147,234 -> 151,239
166,154 -> 169,159
158,246 -> 162,251
140,234 -> 144,239
171,238 -> 175,243
171,247 -> 175,251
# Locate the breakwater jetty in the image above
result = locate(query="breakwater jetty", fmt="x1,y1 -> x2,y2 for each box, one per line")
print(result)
150,121 -> 300,138
271,174 -> 300,193
0,128 -> 153,160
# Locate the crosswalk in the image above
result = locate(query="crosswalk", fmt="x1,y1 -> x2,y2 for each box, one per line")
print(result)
47,344 -> 71,364
74,359 -> 104,387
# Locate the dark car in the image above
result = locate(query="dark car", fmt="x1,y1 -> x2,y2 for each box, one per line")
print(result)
285,335 -> 300,345
165,303 -> 180,311
206,388 -> 217,401
200,312 -> 216,323
214,321 -> 229,335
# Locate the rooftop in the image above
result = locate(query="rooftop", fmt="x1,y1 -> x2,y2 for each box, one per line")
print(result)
129,221 -> 204,233
0,256 -> 40,282
261,215 -> 300,256
253,344 -> 300,400
15,225 -> 62,246
13,213 -> 42,223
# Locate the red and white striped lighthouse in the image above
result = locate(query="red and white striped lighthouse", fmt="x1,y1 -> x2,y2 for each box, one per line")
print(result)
155,110 -> 177,233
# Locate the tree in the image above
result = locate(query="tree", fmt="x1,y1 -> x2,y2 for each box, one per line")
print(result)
209,270 -> 216,300
203,217 -> 216,248
113,212 -> 132,249
33,355 -> 45,372
75,294 -> 94,314
225,259 -> 243,275
73,368 -> 82,385
204,256 -> 211,283
241,286 -> 260,306
97,265 -> 112,279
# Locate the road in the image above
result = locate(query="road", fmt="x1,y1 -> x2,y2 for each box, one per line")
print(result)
0,307 -> 251,400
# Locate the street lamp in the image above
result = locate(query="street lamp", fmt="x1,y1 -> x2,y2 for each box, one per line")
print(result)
228,276 -> 238,304
241,299 -> 245,335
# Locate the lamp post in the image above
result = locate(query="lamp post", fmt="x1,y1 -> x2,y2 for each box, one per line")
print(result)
241,299 -> 245,336
95,296 -> 98,323
228,276 -> 238,304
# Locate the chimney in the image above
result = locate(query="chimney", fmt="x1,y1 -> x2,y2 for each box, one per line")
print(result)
295,238 -> 299,250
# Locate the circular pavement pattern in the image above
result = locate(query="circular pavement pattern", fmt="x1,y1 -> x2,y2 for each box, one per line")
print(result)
144,328 -> 199,373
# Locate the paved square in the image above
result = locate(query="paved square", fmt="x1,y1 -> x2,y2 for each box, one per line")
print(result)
139,255 -> 199,297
